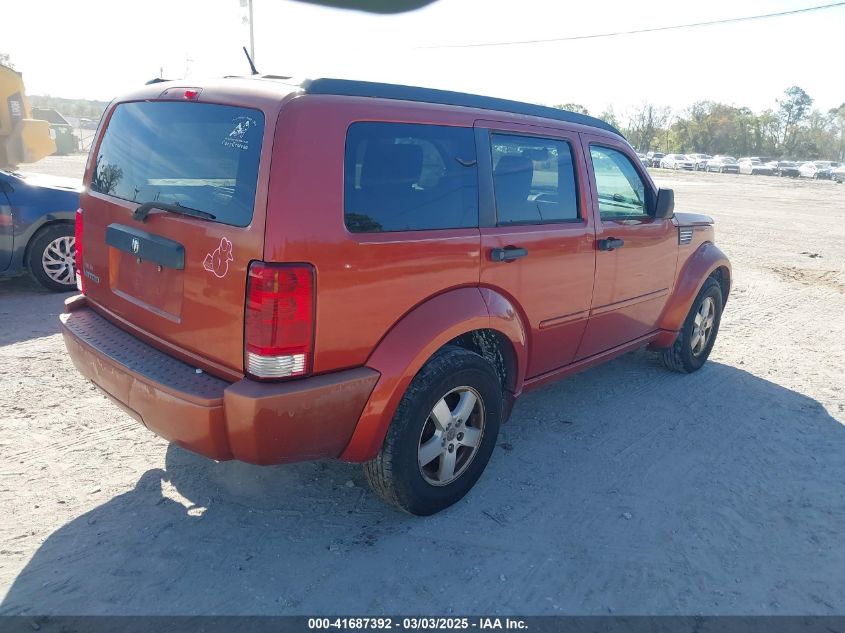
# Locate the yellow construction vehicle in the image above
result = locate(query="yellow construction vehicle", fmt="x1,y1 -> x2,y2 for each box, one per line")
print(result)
1,63 -> 55,170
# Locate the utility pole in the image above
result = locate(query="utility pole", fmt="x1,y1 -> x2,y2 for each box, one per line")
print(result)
248,0 -> 255,64
240,0 -> 256,64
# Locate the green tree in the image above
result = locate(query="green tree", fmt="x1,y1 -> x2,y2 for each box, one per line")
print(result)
777,86 -> 813,152
792,109 -> 837,159
830,103 -> 845,161
624,103 -> 670,152
553,103 -> 590,115
598,106 -> 620,129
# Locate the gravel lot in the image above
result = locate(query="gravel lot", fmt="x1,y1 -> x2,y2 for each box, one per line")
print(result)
1,162 -> 843,616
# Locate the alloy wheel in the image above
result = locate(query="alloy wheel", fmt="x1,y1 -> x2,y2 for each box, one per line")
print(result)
418,386 -> 485,486
690,296 -> 715,356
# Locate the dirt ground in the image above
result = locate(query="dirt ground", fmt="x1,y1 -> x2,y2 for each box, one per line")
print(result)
1,162 -> 843,616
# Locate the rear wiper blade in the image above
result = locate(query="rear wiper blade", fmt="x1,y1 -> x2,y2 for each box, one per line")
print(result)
132,201 -> 216,222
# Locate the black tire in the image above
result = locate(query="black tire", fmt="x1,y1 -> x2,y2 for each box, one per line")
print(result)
27,224 -> 77,292
661,277 -> 723,374
364,346 -> 503,515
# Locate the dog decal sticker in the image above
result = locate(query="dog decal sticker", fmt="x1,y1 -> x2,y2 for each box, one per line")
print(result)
203,237 -> 233,278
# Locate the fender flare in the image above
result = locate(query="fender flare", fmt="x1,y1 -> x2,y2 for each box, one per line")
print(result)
654,241 -> 731,344
339,287 -> 527,462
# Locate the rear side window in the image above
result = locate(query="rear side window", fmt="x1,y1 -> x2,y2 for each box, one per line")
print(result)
91,102 -> 264,227
490,134 -> 579,225
344,122 -> 478,233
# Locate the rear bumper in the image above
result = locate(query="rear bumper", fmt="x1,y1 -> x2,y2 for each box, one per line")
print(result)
60,296 -> 379,464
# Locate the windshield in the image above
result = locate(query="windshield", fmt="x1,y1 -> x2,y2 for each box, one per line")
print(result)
722,157 -> 737,163
91,101 -> 265,227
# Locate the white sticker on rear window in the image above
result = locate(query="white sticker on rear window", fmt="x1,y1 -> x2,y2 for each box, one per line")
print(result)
222,116 -> 257,150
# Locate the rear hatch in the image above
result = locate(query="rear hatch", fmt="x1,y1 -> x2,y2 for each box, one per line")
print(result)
80,95 -> 272,377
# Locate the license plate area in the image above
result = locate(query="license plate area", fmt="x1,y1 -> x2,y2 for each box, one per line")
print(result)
106,224 -> 185,321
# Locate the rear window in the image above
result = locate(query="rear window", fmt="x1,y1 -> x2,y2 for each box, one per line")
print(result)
344,122 -> 478,233
91,101 -> 264,227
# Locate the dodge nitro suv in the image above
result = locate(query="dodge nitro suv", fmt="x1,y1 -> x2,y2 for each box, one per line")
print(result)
61,77 -> 730,515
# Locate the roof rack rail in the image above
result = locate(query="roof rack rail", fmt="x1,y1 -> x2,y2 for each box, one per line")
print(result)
301,77 -> 623,137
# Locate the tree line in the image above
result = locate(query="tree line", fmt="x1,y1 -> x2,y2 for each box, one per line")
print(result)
556,87 -> 845,161
27,95 -> 109,120
5,48 -> 843,161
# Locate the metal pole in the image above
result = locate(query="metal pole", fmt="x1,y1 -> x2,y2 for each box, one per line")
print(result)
249,0 -> 255,64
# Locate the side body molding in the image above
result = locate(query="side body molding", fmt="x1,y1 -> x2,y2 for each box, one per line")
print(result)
339,287 -> 527,462
652,241 -> 731,347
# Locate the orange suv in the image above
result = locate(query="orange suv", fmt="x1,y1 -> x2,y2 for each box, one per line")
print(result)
61,77 -> 730,515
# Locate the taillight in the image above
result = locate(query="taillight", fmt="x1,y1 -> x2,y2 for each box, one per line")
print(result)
245,262 -> 315,380
74,208 -> 84,293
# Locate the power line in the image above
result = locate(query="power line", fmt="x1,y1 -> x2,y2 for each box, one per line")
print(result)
417,1 -> 845,49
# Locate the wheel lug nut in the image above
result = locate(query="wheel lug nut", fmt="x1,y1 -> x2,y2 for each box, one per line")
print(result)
457,432 -> 464,441
448,444 -> 455,453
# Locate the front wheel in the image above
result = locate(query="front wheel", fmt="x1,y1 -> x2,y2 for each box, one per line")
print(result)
27,224 -> 77,292
364,346 -> 502,515
661,277 -> 723,373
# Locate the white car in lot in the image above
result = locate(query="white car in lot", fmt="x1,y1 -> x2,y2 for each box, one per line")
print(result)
799,161 -> 836,179
660,153 -> 695,170
687,153 -> 712,171
738,157 -> 775,176
706,156 -> 740,173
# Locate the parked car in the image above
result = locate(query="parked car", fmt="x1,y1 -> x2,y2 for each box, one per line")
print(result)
831,164 -> 845,182
61,77 -> 730,515
687,153 -> 712,171
646,151 -> 665,167
636,152 -> 649,168
799,161 -> 835,179
660,154 -> 695,170
706,156 -> 740,173
774,161 -> 800,177
31,108 -> 81,156
738,157 -> 774,176
1,170 -> 80,291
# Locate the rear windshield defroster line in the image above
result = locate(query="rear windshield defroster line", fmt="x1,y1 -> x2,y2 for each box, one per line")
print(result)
91,101 -> 264,228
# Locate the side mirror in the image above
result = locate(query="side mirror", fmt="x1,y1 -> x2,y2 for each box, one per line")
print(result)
654,188 -> 674,219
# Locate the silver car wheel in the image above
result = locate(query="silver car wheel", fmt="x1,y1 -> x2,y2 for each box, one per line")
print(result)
418,386 -> 485,486
690,296 -> 715,356
41,235 -> 76,285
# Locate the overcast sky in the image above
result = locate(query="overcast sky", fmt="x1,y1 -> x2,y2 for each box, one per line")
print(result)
5,0 -> 844,122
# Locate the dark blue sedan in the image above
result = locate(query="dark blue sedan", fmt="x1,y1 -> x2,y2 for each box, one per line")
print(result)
1,170 -> 81,291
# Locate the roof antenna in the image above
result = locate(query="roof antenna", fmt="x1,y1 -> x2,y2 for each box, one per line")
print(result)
243,46 -> 259,75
